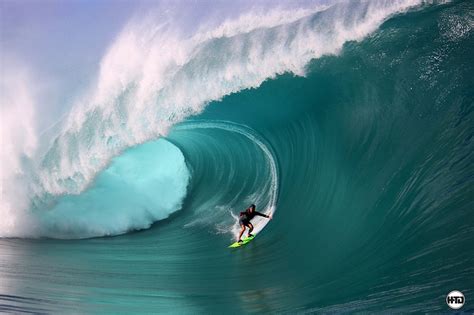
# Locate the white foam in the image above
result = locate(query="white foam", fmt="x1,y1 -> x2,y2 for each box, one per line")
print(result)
193,4 -> 331,42
0,64 -> 39,236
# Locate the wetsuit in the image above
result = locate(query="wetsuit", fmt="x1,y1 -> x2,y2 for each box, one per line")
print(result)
239,209 -> 269,226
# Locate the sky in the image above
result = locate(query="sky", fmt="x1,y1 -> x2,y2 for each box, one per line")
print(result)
1,0 -> 142,128
0,0 -> 248,127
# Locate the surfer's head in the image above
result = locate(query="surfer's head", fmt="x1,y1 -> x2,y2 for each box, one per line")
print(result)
249,204 -> 256,212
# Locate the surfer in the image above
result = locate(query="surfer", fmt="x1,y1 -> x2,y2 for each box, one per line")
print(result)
238,204 -> 271,243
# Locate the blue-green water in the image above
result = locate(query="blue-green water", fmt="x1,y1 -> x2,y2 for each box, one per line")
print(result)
1,1 -> 473,313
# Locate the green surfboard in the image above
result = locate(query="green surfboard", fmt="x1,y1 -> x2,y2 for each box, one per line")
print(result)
228,235 -> 255,248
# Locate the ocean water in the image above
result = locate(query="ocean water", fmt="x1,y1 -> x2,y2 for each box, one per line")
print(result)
1,0 -> 473,313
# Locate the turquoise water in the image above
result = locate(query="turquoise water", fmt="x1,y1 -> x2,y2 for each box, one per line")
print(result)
1,1 -> 473,313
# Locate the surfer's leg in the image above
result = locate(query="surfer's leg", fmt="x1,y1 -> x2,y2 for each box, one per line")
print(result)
247,223 -> 254,237
238,225 -> 246,242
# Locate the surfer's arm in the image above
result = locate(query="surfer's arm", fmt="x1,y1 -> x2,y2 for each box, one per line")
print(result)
254,211 -> 270,218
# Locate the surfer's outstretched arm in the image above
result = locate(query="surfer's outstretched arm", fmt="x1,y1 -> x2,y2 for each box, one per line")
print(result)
254,211 -> 271,219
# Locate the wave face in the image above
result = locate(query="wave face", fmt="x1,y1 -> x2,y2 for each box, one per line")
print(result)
1,0 -> 426,237
1,0 -> 473,313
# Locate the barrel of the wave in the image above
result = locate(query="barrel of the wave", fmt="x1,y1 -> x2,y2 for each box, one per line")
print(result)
170,120 -> 279,243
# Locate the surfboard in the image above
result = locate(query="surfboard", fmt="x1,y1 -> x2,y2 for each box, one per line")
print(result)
228,235 -> 255,248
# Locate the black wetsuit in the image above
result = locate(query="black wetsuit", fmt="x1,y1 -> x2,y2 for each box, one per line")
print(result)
239,210 -> 269,226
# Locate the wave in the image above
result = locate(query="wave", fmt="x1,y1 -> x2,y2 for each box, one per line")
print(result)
2,0 -> 432,238
0,1 -> 472,312
39,0 -> 426,194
